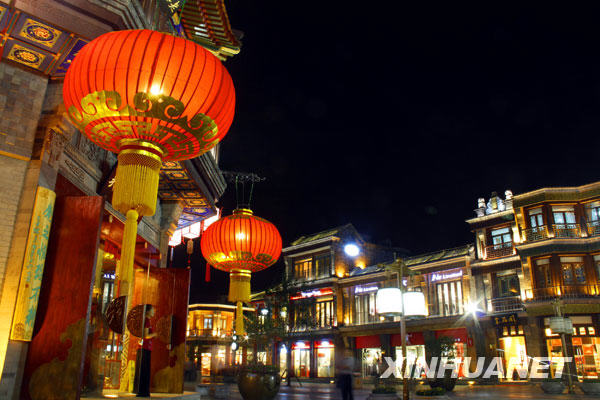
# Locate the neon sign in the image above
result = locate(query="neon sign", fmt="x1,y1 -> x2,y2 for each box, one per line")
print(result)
290,287 -> 333,300
355,285 -> 378,294
431,270 -> 463,282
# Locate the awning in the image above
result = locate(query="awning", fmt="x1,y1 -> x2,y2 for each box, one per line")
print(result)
392,332 -> 425,346
435,328 -> 468,343
355,335 -> 381,349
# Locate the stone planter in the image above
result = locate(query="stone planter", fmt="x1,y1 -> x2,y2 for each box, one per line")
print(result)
367,394 -> 398,400
581,381 -> 600,395
238,370 -> 281,400
540,381 -> 565,394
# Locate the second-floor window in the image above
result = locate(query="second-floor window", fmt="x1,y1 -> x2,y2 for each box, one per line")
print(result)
203,315 -> 213,330
529,208 -> 544,230
561,256 -> 585,285
316,300 -> 334,327
491,227 -> 512,248
534,258 -> 552,288
354,292 -> 377,325
497,274 -> 520,297
436,280 -> 463,316
314,254 -> 331,278
294,258 -> 311,279
552,206 -> 577,237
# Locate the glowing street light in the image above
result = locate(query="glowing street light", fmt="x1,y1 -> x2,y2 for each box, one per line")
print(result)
344,243 -> 360,257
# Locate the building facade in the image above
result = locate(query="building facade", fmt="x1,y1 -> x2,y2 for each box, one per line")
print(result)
0,1 -> 238,398
259,182 -> 600,383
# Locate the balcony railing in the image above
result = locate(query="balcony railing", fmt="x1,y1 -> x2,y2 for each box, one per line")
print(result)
552,223 -> 581,238
187,329 -> 232,338
588,222 -> 600,237
521,225 -> 550,242
490,296 -> 523,313
524,285 -> 600,301
484,242 -> 515,259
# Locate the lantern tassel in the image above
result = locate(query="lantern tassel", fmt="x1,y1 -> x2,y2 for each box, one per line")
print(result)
205,263 -> 210,282
229,269 -> 251,334
235,301 -> 245,335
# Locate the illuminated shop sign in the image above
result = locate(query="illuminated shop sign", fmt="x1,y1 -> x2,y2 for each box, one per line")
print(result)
292,341 -> 310,349
431,270 -> 463,282
355,285 -> 378,294
290,287 -> 333,300
103,272 -> 115,280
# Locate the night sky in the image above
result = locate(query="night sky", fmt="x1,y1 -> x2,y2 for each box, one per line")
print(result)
177,3 -> 600,303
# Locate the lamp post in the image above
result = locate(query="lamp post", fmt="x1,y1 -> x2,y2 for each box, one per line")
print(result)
376,260 -> 425,400
551,299 -> 574,393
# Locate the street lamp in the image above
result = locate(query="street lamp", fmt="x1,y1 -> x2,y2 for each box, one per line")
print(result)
376,262 -> 426,400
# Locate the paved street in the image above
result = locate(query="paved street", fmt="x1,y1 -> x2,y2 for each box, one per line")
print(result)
193,382 -> 589,400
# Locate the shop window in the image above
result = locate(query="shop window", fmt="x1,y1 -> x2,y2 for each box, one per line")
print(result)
497,274 -> 520,297
294,258 -> 312,280
362,348 -> 382,377
292,346 -> 310,377
436,280 -> 463,316
315,254 -> 331,278
316,342 -> 335,377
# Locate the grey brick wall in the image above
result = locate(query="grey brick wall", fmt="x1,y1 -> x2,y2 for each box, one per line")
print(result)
0,156 -> 27,295
0,63 -> 48,159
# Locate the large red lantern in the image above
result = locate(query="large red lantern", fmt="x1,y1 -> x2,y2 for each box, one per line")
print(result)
62,29 -> 235,299
201,208 -> 282,333
62,30 -> 235,387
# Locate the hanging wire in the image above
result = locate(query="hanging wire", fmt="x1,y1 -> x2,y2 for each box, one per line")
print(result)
222,171 -> 266,209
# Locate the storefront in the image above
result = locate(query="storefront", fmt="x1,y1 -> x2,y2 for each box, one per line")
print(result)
356,335 -> 383,377
544,316 -> 600,379
393,332 -> 426,378
316,340 -> 335,377
494,313 -> 528,380
290,339 -> 335,378
435,328 -> 468,377
292,341 -> 311,378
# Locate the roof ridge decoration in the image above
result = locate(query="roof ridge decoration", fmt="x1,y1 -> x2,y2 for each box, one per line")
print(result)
290,223 -> 362,246
181,0 -> 241,60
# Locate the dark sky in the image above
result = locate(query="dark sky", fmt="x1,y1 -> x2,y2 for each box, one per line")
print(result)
179,3 -> 600,303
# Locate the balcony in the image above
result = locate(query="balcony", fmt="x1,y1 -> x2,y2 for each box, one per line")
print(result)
552,223 -> 581,238
521,224 -> 582,242
484,242 -> 515,259
588,222 -> 600,237
524,285 -> 599,301
490,296 -> 523,313
186,328 -> 232,338
521,226 -> 550,242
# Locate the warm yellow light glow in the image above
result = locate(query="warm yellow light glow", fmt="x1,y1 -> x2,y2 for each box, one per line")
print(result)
468,381 -> 475,386
556,287 -> 561,296
236,232 -> 246,240
150,83 -> 162,95
355,261 -> 366,269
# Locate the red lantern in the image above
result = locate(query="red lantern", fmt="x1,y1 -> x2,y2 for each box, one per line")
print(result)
62,29 -> 235,301
201,208 -> 282,333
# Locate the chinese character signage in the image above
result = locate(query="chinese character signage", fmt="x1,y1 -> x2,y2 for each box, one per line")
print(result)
493,313 -> 518,326
11,187 -> 56,341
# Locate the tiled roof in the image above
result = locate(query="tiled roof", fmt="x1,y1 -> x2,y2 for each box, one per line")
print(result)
404,244 -> 473,267
290,223 -> 358,246
349,264 -> 386,276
